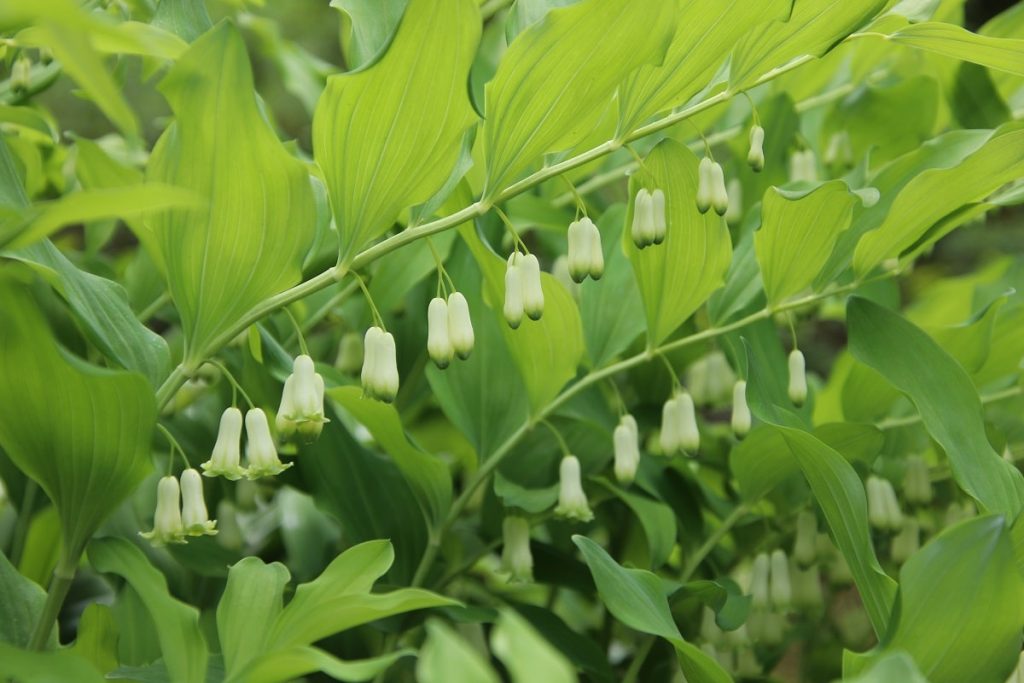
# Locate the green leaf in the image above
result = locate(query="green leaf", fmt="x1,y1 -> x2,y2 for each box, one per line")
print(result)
88,538 -> 208,683
0,642 -> 105,683
866,20 -> 1024,76
218,557 -> 291,679
847,298 -> 1024,518
481,0 -> 676,193
0,550 -> 51,648
572,536 -> 731,683
314,0 -> 479,261
240,647 -> 412,683
69,604 -> 119,675
878,516 -> 1024,683
625,139 -> 732,345
419,619 -> 499,683
755,181 -> 860,306
151,0 -> 212,42
852,121 -> 1024,275
594,478 -> 676,569
510,603 -> 616,682
505,0 -> 577,40
493,472 -> 558,513
952,63 -> 1010,129
148,21 -> 317,365
328,386 -> 452,528
332,0 -> 407,70
617,0 -> 790,133
0,277 -> 156,563
844,652 -> 930,683
490,609 -> 575,683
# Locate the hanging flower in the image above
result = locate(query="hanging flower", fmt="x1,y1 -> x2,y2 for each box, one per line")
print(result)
902,455 -> 933,505
447,292 -> 474,360
789,149 -> 819,183
180,468 -> 217,537
613,413 -> 640,485
554,455 -> 593,522
631,188 -> 655,248
731,380 -> 751,438
769,549 -> 792,610
201,407 -> 247,480
650,189 -> 666,245
520,253 -> 544,321
244,408 -> 292,479
335,331 -> 363,374
750,552 -> 770,609
788,349 -> 807,406
678,391 -> 700,453
747,124 -> 765,172
696,157 -> 714,214
709,161 -> 729,217
890,518 -> 920,565
427,297 -> 454,369
361,326 -> 399,403
503,256 -> 525,329
659,396 -> 681,455
867,476 -> 902,531
791,563 -> 823,611
277,355 -> 327,443
500,515 -> 534,582
792,510 -> 818,567
139,476 -> 186,547
567,217 -> 604,282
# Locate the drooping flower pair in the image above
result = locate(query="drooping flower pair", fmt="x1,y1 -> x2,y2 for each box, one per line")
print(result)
613,413 -> 640,485
504,252 -> 544,328
140,469 -> 217,546
427,292 -> 474,369
362,326 -> 400,402
202,407 -> 292,480
566,217 -> 604,282
630,188 -> 666,248
660,391 -> 699,455
866,475 -> 903,531
276,354 -> 327,443
697,157 -> 729,216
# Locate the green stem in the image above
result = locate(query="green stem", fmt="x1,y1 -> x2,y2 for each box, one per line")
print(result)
28,558 -> 76,650
680,503 -> 750,583
877,385 -> 1023,431
623,636 -> 656,683
136,291 -> 170,322
9,480 -> 37,567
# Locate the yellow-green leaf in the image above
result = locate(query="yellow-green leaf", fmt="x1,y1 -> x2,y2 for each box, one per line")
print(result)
864,20 -> 1024,77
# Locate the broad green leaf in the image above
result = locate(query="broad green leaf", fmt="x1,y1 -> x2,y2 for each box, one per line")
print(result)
332,0 -> 407,70
494,472 -> 559,513
7,240 -> 171,388
510,603 -> 617,682
0,550 -> 51,648
755,181 -> 859,306
218,557 -> 291,679
594,478 -> 676,569
480,0 -> 675,193
490,609 -> 575,683
845,652 -> 930,683
368,230 -> 456,313
0,277 -> 156,564
69,604 -> 118,675
88,538 -> 208,683
879,516 -> 1024,683
730,0 -> 888,90
329,386 -> 451,527
314,0 -> 479,262
852,121 -> 1024,275
460,226 -> 584,412
626,139 -> 732,345
419,619 -> 499,683
572,536 -> 732,683
505,0 -> 578,40
863,20 -> 1024,76
148,21 -> 316,365
847,298 -> 1024,518
0,643 -> 105,683
239,647 -> 412,683
151,0 -> 212,42
617,1 -> 790,133
952,63 -> 1010,129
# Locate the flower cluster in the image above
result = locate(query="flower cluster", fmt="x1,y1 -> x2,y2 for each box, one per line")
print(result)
276,354 -> 327,442
612,413 -> 640,485
361,326 -> 400,402
201,406 -> 292,480
139,469 -> 217,546
866,475 -> 903,531
566,217 -> 604,282
504,252 -> 544,328
660,391 -> 700,455
630,188 -> 666,248
427,292 -> 475,369
697,156 -> 729,216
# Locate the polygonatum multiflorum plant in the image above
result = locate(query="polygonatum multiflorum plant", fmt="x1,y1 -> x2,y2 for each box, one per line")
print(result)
1,0 -> 1024,681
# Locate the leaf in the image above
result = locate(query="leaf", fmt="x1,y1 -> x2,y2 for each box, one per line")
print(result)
0,550 -> 51,648
0,642 -> 106,683
332,0 -> 407,70
844,652 -> 930,683
494,472 -> 559,513
490,609 -> 576,683
69,604 -> 119,675
505,0 -> 578,40
419,619 -> 499,683
852,121 -> 1024,275
240,648 -> 412,683
878,516 -> 1024,683
328,386 -> 452,528
481,0 -> 676,193
0,277 -> 156,563
730,0 -> 888,90
510,603 -> 616,682
847,298 -> 1024,517
314,0 -> 479,261
594,478 -> 676,569
88,538 -> 208,683
6,240 -> 171,387
952,63 -> 1010,129
755,181 -> 860,306
572,536 -> 731,683
867,20 -> 1024,76
151,0 -> 212,42
625,139 -> 732,345
148,21 -> 316,365
218,557 -> 291,679
617,0 -> 790,132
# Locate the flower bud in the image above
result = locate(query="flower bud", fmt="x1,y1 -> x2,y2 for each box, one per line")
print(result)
659,397 -> 681,456
790,563 -> 823,610
650,189 -> 666,245
880,477 -> 902,531
710,161 -> 729,217
747,125 -> 765,172
278,355 -> 327,442
631,189 -> 655,248
792,510 -> 817,567
427,297 -> 454,369
140,476 -> 186,546
788,349 -> 807,406
789,149 -> 819,183
446,292 -> 474,360
362,327 -> 399,402
335,332 -> 363,374
276,375 -> 298,440
202,407 -> 247,480
696,157 -> 714,214
866,476 -> 887,530
902,455 -> 932,506
501,516 -> 533,582
554,455 -> 593,522
613,414 -> 640,485
769,549 -> 791,609
520,253 -> 544,320
890,518 -> 919,565
724,178 -> 743,224
503,258 -> 525,329
245,408 -> 292,478
677,392 -> 700,453
584,218 -> 604,279
750,552 -> 770,609
11,56 -> 31,94
731,380 -> 751,438
180,468 -> 217,536
567,219 -> 593,283
824,130 -> 852,167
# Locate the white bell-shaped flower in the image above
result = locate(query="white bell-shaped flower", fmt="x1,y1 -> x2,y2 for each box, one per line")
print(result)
501,516 -> 534,582
446,292 -> 474,360
244,408 -> 292,479
866,476 -> 887,530
613,414 -> 640,485
520,253 -> 545,321
748,125 -> 765,172
335,331 -> 363,374
750,552 -> 770,609
792,510 -> 817,567
902,455 -> 932,505
731,380 -> 751,438
650,189 -> 666,245
880,477 -> 903,531
789,149 -> 819,183
724,178 -> 743,224
554,455 -> 593,522
180,468 -> 217,536
696,157 -> 714,214
769,549 -> 791,609
659,396 -> 681,456
709,161 -> 729,217
677,392 -> 700,453
278,355 -> 327,442
276,374 -> 298,440
361,326 -> 382,396
890,518 -> 920,565
503,257 -> 525,329
201,407 -> 246,480
631,189 -> 656,248
427,297 -> 454,369
361,326 -> 400,402
788,350 -> 807,406
567,218 -> 594,283
140,476 -> 186,546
